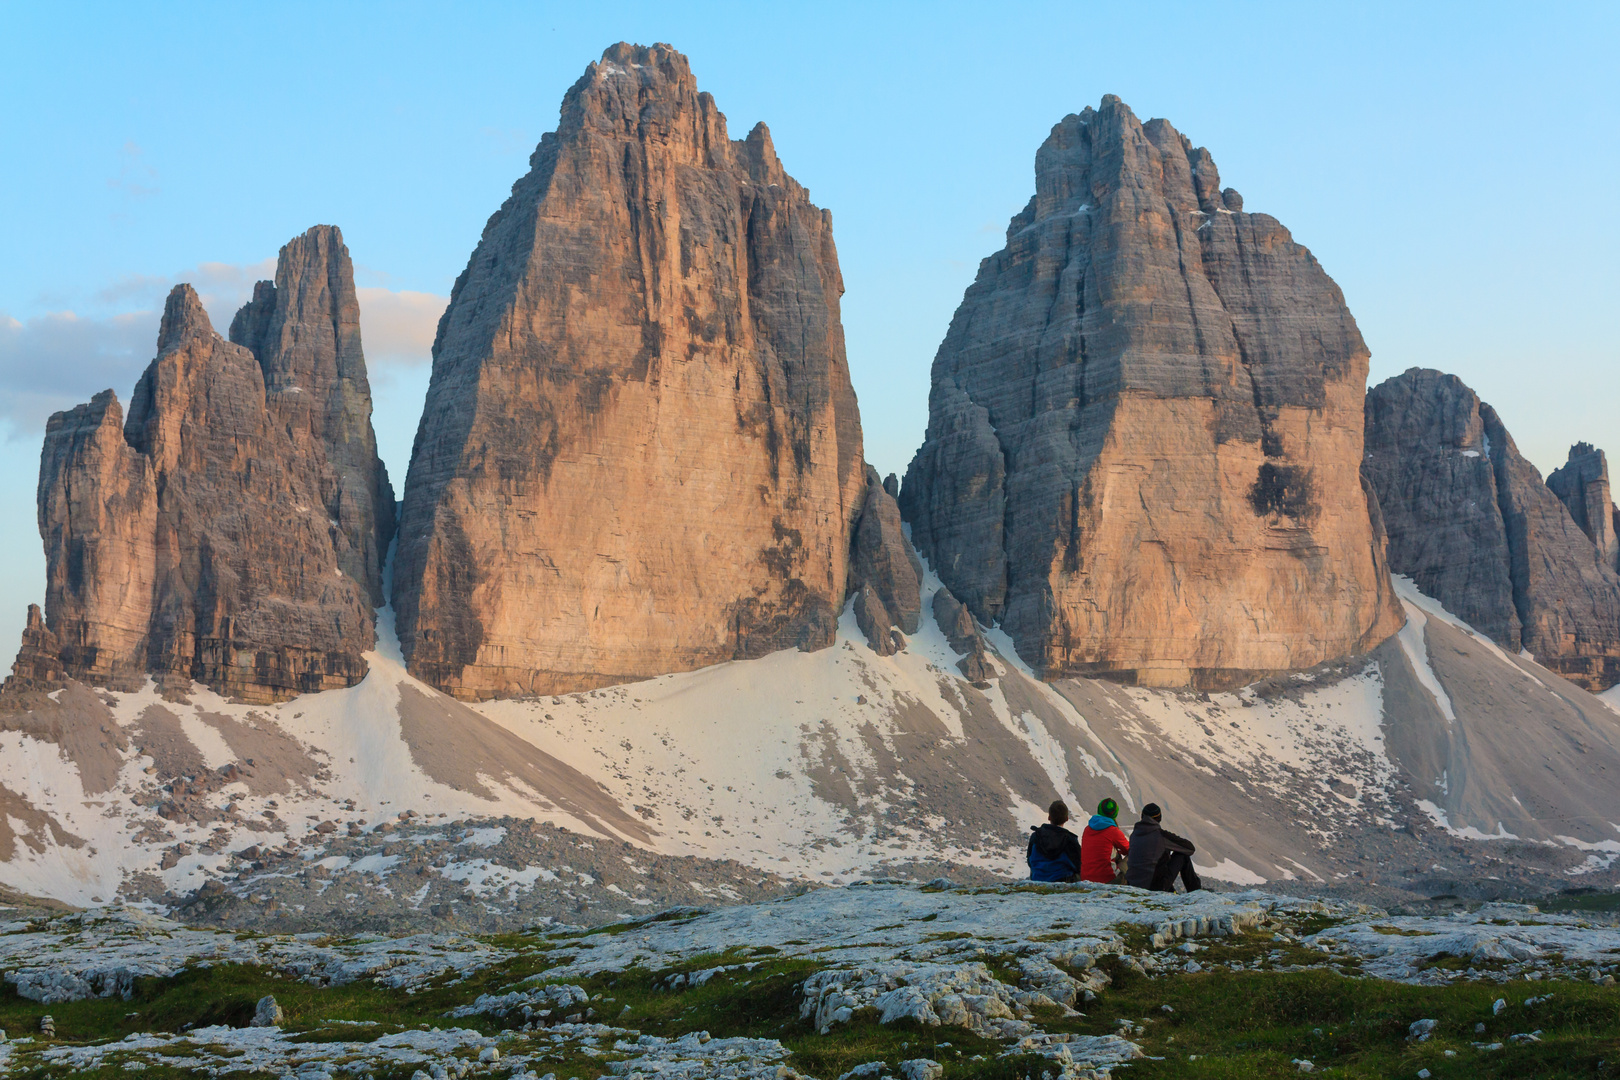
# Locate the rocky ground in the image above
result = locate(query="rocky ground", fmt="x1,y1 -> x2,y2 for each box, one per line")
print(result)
0,880 -> 1615,1078
145,806 -> 1615,937
149,816 -> 799,935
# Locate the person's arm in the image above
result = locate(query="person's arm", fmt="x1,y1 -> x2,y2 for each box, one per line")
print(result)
1159,828 -> 1196,855
1109,825 -> 1130,854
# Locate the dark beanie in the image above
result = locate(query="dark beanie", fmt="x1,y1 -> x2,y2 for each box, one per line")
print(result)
1142,802 -> 1162,821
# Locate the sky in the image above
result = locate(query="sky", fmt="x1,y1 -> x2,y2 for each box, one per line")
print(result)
1,0 -> 1617,651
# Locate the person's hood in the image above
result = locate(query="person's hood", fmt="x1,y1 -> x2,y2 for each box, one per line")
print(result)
1030,823 -> 1073,857
1086,814 -> 1116,831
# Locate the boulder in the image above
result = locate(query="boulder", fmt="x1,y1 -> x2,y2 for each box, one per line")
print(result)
250,994 -> 284,1027
853,584 -> 901,657
901,96 -> 1401,687
392,43 -> 865,699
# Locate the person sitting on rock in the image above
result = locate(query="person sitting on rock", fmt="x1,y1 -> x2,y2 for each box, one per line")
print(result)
1079,797 -> 1130,884
1026,799 -> 1082,882
1125,803 -> 1201,893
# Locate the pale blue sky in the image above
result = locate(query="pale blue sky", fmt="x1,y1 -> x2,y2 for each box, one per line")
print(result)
2,1 -> 1617,649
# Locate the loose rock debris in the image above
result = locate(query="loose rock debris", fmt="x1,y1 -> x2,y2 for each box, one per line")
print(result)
0,880 -> 1616,1077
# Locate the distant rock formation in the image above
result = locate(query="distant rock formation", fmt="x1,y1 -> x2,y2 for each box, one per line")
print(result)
23,226 -> 394,703
1547,442 -> 1620,572
900,95 -> 1402,688
848,465 -> 923,656
1364,368 -> 1620,690
393,43 -> 867,699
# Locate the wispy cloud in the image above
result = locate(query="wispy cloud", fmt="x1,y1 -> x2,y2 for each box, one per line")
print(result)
0,309 -> 155,435
107,141 -> 160,200
357,288 -> 447,368
94,257 -> 276,317
0,265 -> 447,438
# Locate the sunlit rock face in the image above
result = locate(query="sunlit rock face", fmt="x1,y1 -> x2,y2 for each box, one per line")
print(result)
901,95 -> 1402,689
393,43 -> 866,700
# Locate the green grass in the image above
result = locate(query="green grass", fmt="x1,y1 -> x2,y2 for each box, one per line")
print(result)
1,918 -> 1616,1080
1040,965 -> 1620,1079
1538,891 -> 1620,916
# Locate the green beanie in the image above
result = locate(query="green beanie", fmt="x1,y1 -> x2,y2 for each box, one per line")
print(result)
1097,798 -> 1119,820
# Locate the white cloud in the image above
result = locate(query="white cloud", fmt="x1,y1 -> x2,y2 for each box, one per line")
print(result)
0,268 -> 446,438
0,309 -> 155,435
93,257 -> 276,321
357,288 -> 447,368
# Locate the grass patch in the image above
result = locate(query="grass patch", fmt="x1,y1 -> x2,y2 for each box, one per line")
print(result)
1031,967 -> 1619,1078
1535,892 -> 1620,915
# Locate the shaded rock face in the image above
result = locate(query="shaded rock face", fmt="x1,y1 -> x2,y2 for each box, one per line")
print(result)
900,95 -> 1401,688
848,464 -> 923,654
1547,442 -> 1619,572
1364,368 -> 1620,690
229,226 -> 396,603
393,43 -> 864,700
28,230 -> 394,703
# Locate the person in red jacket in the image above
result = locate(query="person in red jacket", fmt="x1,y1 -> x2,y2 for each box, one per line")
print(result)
1079,798 -> 1130,884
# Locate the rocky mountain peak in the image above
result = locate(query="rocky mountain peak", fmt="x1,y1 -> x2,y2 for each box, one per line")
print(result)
1365,368 -> 1620,690
560,43 -> 725,162
392,42 -> 870,699
1547,441 -> 1619,572
18,226 -> 394,702
228,224 -> 394,603
155,283 -> 216,354
902,95 -> 1401,687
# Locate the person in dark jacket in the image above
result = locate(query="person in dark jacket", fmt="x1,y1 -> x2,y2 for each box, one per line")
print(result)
1027,800 -> 1082,882
1125,803 -> 1201,892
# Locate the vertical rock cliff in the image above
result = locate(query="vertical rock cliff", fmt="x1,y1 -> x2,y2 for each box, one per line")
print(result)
393,43 -> 866,700
25,228 -> 394,703
229,226 -> 396,603
1547,442 -> 1620,572
1364,368 -> 1620,690
900,95 -> 1402,688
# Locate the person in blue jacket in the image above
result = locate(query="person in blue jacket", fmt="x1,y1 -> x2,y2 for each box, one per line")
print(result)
1027,800 -> 1082,882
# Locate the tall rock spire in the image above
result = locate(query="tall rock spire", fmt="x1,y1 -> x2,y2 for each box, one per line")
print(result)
1547,442 -> 1620,573
901,96 -> 1403,688
24,229 -> 394,703
229,225 -> 396,603
392,43 -> 866,700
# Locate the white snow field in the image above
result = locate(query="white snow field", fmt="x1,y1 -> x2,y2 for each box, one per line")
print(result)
1,570 -> 1619,911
